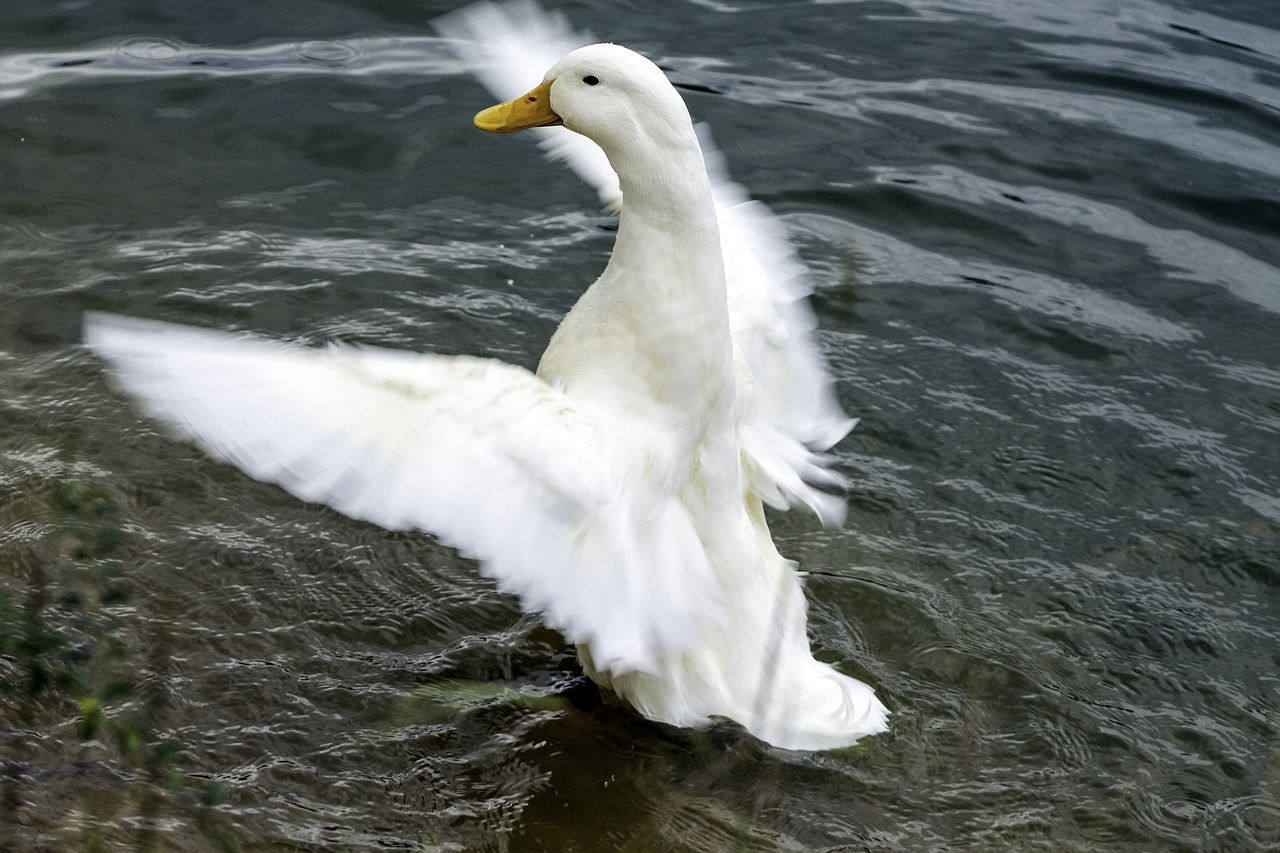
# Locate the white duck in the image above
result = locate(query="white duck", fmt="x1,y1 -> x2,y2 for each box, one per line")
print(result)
85,38 -> 889,750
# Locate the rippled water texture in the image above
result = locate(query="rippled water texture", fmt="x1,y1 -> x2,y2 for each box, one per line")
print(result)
2,0 -> 1278,850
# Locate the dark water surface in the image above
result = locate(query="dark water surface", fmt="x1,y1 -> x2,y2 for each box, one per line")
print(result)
3,0 -> 1279,850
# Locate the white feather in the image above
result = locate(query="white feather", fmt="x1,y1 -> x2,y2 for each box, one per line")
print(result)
85,23 -> 890,749
435,1 -> 855,523
83,313 -> 721,674
435,0 -> 622,211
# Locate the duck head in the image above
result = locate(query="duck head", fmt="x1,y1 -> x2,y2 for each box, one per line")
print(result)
473,43 -> 696,160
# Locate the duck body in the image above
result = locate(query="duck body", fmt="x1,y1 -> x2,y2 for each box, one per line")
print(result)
84,40 -> 889,750
524,47 -> 887,748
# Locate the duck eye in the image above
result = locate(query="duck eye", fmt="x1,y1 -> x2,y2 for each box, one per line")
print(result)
582,75 -> 599,86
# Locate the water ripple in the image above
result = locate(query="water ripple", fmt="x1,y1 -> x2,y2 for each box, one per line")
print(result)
3,0 -> 1278,849
931,79 -> 1280,182
901,0 -> 1280,61
112,35 -> 189,63
295,40 -> 361,66
866,165 -> 1280,317
0,36 -> 461,100
793,210 -> 1197,342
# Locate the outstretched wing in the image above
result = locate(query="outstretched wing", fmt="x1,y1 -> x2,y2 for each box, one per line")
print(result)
84,312 -> 718,673
435,0 -> 854,524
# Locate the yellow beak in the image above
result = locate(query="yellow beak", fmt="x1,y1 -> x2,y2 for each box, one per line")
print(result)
473,80 -> 563,133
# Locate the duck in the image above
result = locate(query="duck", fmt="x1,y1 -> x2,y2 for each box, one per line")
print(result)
84,34 -> 889,750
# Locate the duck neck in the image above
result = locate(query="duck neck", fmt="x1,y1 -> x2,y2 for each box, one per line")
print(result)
539,137 -> 736,444
609,145 -> 726,307
614,141 -> 718,226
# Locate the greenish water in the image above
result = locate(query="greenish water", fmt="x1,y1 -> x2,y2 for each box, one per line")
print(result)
2,0 -> 1279,850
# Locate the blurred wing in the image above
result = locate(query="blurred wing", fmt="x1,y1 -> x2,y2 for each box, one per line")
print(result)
701,132 -> 856,525
83,312 -> 718,673
434,0 -> 621,212
436,0 -> 855,523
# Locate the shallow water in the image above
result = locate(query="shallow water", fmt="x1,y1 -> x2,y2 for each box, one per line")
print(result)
2,0 -> 1278,850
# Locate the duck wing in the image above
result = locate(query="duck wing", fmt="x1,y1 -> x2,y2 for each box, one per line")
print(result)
84,312 -> 719,673
435,0 -> 622,211
435,0 -> 854,524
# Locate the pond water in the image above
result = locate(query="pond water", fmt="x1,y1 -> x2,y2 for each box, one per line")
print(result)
2,0 -> 1278,850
